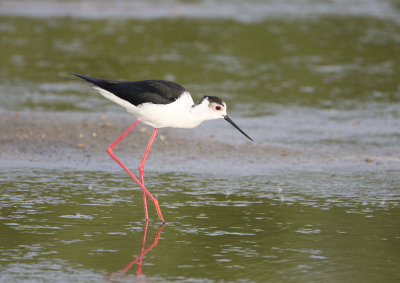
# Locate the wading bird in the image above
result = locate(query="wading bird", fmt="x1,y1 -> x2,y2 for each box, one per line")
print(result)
74,74 -> 253,223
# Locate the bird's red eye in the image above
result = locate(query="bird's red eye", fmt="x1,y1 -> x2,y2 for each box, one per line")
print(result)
215,106 -> 221,110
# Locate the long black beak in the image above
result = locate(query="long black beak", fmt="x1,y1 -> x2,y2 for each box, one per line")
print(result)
224,115 -> 254,142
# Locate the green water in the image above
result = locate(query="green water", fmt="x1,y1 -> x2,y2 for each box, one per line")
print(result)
0,0 -> 399,282
1,168 -> 399,282
1,14 -> 399,112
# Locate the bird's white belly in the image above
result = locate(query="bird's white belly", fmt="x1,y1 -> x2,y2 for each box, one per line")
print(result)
95,87 -> 200,129
129,92 -> 201,129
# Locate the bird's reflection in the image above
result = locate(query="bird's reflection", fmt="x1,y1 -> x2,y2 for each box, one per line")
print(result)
107,222 -> 164,281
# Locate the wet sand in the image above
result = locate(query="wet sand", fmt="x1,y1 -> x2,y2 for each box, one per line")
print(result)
0,111 -> 271,173
1,111 -> 397,175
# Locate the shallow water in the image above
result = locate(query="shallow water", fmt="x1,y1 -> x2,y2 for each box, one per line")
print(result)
1,168 -> 399,282
1,0 -> 400,282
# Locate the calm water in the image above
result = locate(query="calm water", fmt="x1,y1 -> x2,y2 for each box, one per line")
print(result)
1,168 -> 399,282
1,0 -> 399,282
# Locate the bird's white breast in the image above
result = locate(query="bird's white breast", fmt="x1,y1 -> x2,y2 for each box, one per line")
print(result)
135,91 -> 201,128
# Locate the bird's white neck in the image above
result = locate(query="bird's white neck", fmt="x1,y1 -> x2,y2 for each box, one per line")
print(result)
185,104 -> 209,128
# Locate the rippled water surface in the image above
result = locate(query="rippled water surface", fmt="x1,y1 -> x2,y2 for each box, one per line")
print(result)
1,168 -> 399,282
1,0 -> 399,282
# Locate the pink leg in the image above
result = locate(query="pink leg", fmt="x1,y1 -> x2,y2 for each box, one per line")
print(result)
138,128 -> 158,219
106,120 -> 164,223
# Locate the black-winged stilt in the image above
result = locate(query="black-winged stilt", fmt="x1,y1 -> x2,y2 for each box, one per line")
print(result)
73,74 -> 253,223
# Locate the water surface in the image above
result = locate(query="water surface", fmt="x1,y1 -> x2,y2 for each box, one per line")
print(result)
1,168 -> 399,282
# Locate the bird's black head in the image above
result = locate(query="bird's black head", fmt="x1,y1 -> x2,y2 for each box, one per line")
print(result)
197,96 -> 253,142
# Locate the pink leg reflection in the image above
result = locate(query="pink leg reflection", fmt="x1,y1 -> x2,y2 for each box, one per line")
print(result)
107,222 -> 164,281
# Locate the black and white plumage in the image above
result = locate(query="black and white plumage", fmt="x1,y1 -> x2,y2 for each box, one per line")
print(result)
73,74 -> 253,223
73,74 -> 253,141
75,75 -> 185,105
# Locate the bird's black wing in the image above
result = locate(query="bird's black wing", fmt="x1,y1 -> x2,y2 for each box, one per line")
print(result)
73,74 -> 187,106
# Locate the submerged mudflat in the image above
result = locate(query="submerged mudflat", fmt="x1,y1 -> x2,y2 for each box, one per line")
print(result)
1,110 -> 398,174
